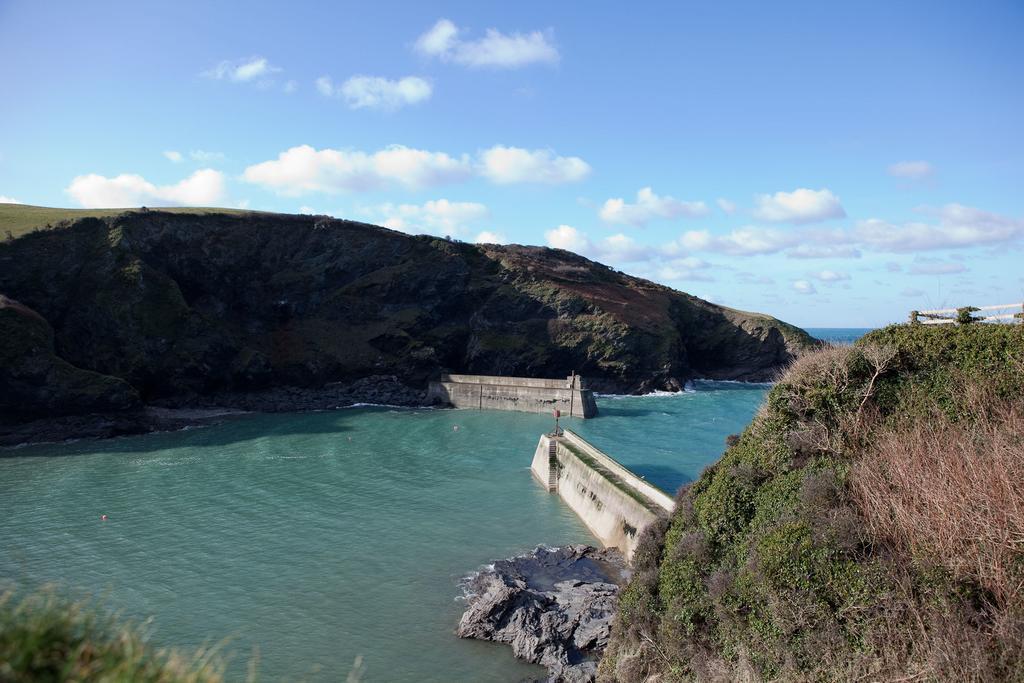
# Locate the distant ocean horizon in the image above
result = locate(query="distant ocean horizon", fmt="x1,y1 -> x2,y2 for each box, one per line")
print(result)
804,327 -> 874,345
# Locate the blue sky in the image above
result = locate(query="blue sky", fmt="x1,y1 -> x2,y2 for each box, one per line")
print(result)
1,0 -> 1022,327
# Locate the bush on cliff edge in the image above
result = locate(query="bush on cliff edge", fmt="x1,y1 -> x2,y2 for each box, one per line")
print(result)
0,590 -> 231,683
600,323 -> 1024,682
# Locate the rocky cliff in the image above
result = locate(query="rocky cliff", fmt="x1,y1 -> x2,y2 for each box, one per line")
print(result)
0,210 -> 813,430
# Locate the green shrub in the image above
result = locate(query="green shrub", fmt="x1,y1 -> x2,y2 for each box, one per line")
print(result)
0,590 -> 232,683
602,324 -> 1024,682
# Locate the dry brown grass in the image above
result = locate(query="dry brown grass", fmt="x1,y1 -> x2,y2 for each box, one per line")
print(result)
851,387 -> 1024,606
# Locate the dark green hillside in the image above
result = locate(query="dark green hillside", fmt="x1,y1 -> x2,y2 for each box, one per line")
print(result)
0,209 -> 814,424
602,323 -> 1024,681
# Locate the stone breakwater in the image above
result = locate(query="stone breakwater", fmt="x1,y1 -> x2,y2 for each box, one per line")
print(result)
427,374 -> 598,418
458,545 -> 628,683
531,430 -> 675,560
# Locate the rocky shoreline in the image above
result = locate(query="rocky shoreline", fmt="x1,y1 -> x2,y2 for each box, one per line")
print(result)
0,375 -> 428,448
458,545 -> 628,683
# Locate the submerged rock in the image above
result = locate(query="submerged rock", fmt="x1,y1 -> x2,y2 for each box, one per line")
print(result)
458,545 -> 628,683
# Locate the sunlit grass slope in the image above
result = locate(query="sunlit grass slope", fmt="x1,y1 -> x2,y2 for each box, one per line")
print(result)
0,203 -> 261,239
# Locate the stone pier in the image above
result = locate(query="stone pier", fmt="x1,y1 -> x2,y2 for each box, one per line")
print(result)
531,429 -> 674,560
426,373 -> 598,418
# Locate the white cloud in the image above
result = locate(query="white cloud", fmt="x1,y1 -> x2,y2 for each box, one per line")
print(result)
677,203 -> 1022,259
541,226 -> 653,261
656,267 -> 714,283
540,226 -> 716,283
243,144 -> 472,195
0,195 -> 21,204
298,206 -> 316,215
888,160 -> 934,180
672,256 -> 711,270
479,145 -> 590,184
679,226 -> 796,256
900,287 -> 925,297
343,76 -> 431,110
415,18 -> 559,68
854,204 -> 1024,252
737,272 -> 774,285
475,231 -> 508,244
786,244 -> 862,259
315,76 -> 334,97
244,143 -> 588,193
317,75 -> 432,111
416,19 -> 460,56
284,80 -> 298,93
752,188 -> 846,224
677,230 -> 712,251
545,225 -> 590,252
655,256 -> 714,283
66,169 -> 226,208
716,198 -> 737,214
594,233 -> 653,262
165,150 -> 224,164
909,261 -> 968,275
792,280 -> 817,295
190,150 -> 225,163
370,199 -> 488,237
202,56 -> 281,83
599,187 -> 709,227
812,270 -> 850,283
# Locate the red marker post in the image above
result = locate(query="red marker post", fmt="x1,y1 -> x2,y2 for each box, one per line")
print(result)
553,409 -> 561,435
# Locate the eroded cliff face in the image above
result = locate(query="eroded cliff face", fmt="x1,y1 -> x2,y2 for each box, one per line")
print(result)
0,211 -> 814,421
0,295 -> 139,418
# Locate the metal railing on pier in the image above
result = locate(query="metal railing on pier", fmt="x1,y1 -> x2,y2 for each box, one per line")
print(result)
909,303 -> 1024,326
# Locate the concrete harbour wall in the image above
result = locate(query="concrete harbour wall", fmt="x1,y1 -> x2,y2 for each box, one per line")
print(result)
427,373 -> 597,418
531,429 -> 674,560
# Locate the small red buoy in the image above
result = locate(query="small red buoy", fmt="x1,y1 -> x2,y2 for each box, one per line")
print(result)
100,515 -> 108,521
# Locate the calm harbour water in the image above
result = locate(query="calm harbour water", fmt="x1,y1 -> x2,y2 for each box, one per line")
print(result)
1,346 -> 870,682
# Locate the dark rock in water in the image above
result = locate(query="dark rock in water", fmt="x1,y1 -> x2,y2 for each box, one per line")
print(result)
458,545 -> 629,683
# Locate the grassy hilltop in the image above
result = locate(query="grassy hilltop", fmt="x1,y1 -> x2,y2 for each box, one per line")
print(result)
602,322 -> 1024,681
0,202 -> 258,240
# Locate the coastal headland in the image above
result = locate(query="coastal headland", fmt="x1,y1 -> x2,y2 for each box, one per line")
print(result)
0,207 -> 813,445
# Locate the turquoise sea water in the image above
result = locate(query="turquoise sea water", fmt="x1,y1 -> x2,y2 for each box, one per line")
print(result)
805,327 -> 873,345
0,382 -> 768,682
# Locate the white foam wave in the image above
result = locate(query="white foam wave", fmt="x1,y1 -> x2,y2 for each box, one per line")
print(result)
596,388 -> 693,399
596,378 -> 772,398
693,379 -> 775,387
341,402 -> 437,410
456,544 -> 565,597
